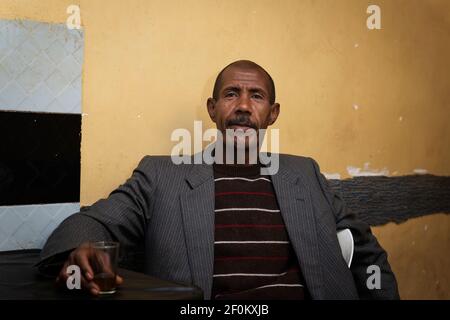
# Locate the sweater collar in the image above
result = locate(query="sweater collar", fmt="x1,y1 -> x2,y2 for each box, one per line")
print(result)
213,162 -> 262,177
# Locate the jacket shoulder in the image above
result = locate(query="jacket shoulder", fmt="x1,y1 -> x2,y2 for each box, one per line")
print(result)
138,155 -> 176,167
135,155 -> 193,175
279,153 -> 318,171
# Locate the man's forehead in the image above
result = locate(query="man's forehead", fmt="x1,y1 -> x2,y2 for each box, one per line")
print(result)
220,67 -> 270,90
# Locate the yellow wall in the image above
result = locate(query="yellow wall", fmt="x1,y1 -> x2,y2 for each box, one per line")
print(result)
2,0 -> 449,299
372,214 -> 449,299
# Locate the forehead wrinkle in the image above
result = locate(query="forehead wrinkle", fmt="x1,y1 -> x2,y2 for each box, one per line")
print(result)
225,69 -> 270,91
222,71 -> 268,90
227,70 -> 264,81
221,83 -> 268,96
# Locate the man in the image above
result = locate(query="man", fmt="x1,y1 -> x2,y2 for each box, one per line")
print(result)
39,60 -> 399,299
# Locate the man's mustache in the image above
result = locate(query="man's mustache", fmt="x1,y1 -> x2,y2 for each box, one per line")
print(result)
226,115 -> 257,129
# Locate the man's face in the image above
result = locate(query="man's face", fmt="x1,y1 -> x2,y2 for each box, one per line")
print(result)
207,66 -> 280,150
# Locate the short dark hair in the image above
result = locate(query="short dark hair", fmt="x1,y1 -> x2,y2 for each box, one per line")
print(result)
212,60 -> 276,105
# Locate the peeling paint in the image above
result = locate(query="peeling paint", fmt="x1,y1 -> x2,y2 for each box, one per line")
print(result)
323,172 -> 341,180
413,168 -> 428,174
353,104 -> 359,110
399,116 -> 403,121
347,162 -> 389,177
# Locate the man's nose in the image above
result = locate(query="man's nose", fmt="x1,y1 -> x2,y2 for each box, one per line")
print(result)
236,94 -> 252,113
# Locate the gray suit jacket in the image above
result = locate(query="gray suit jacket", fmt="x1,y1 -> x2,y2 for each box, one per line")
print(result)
40,154 -> 400,299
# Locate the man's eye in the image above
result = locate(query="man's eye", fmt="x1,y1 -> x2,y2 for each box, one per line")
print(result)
252,94 -> 263,99
225,92 -> 237,98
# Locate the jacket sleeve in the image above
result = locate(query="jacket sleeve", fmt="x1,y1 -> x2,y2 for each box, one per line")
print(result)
37,156 -> 157,275
309,158 -> 400,299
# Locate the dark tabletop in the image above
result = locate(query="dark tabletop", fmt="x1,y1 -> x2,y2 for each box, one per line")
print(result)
0,250 -> 203,300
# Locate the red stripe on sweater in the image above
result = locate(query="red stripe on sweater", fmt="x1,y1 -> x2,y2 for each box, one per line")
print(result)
215,256 -> 289,261
215,224 -> 285,229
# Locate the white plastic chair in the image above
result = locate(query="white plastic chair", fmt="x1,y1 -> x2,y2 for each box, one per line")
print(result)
337,228 -> 354,267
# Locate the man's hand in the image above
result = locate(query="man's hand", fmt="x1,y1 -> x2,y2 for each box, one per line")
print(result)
56,242 -> 123,295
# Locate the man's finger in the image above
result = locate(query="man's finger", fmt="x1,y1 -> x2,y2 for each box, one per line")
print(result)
56,261 -> 70,286
93,250 -> 114,274
80,274 -> 100,295
90,286 -> 99,296
116,274 -> 123,285
74,250 -> 95,280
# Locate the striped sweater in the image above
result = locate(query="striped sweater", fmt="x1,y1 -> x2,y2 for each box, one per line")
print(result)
212,163 -> 308,300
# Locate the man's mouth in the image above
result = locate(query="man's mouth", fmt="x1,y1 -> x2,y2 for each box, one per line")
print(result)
227,124 -> 256,131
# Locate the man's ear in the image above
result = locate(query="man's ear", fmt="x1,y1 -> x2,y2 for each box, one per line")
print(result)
268,103 -> 280,125
207,97 -> 216,123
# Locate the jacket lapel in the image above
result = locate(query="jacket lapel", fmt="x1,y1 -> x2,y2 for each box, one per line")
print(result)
271,167 -> 324,299
180,163 -> 215,299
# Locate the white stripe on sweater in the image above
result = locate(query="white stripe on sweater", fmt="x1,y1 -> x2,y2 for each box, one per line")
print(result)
215,208 -> 280,213
214,177 -> 271,182
252,283 -> 304,290
214,241 -> 289,244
